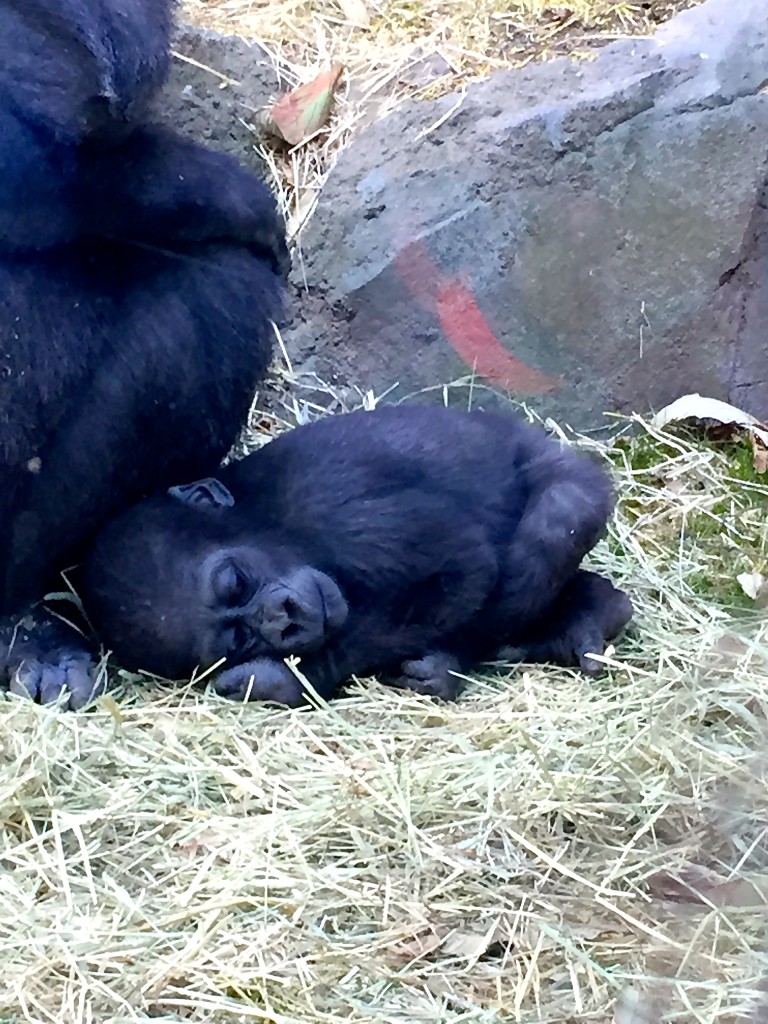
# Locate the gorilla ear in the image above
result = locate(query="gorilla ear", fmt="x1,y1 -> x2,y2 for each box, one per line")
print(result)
168,478 -> 235,510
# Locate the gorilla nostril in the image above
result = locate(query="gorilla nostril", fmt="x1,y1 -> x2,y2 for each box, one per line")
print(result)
281,621 -> 303,641
258,581 -> 334,653
282,597 -> 301,620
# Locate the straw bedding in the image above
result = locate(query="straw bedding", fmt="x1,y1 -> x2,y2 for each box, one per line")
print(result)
1,396 -> 766,1023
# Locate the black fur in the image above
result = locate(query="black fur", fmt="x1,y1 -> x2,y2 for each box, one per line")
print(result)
82,406 -> 633,707
0,0 -> 289,707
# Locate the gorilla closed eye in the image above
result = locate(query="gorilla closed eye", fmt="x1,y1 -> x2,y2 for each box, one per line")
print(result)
211,560 -> 249,607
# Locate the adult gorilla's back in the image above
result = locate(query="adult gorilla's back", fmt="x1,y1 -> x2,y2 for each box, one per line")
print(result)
0,0 -> 288,691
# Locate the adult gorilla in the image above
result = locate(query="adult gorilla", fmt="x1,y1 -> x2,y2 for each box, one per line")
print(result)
0,0 -> 288,707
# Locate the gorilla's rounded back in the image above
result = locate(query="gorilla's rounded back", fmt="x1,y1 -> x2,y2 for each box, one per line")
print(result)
0,0 -> 175,252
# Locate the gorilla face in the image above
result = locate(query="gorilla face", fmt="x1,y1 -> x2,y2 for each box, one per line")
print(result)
89,528 -> 350,682
193,546 -> 349,669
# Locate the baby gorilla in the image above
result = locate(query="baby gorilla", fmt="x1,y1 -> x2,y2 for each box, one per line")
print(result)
82,406 -> 633,706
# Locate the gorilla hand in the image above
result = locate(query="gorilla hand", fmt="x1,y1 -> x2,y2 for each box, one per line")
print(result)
0,609 -> 104,710
213,657 -> 304,707
394,653 -> 464,701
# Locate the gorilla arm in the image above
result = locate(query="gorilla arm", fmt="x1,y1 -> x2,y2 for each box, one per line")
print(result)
212,569 -> 633,707
212,612 -> 463,707
78,127 -> 290,275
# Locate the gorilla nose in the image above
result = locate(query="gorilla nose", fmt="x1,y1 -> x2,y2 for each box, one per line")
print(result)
258,585 -> 324,653
257,569 -> 348,654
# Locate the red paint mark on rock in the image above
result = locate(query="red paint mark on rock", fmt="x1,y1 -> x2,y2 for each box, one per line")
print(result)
436,279 -> 560,394
394,239 -> 560,396
392,237 -> 440,308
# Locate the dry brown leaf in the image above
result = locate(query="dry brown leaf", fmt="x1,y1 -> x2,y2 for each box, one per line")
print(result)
266,66 -> 343,146
651,394 -> 768,445
442,920 -> 500,959
752,433 -> 768,473
394,919 -> 505,963
713,633 -> 751,659
648,867 -> 768,907
175,828 -> 232,860
704,877 -> 768,907
706,632 -> 761,673
613,986 -> 666,1024
393,930 -> 443,960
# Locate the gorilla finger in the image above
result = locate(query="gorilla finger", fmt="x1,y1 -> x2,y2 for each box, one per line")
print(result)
9,664 -> 42,703
62,657 -> 106,710
396,653 -> 463,701
39,663 -> 76,706
573,629 -> 608,676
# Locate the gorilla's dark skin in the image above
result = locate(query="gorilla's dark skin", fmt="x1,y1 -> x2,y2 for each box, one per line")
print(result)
83,406 -> 633,707
0,0 -> 288,707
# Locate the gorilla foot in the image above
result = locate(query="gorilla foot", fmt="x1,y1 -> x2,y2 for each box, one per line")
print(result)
394,653 -> 463,701
554,582 -> 633,675
500,575 -> 633,676
502,626 -> 608,676
214,657 -> 304,707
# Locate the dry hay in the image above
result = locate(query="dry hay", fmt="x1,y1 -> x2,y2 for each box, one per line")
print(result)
1,384 -> 767,1024
180,0 -> 696,76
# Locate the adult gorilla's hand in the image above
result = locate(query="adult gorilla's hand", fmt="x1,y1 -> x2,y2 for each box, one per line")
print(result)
0,610 -> 104,710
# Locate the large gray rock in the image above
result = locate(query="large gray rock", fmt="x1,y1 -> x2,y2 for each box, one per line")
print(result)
286,0 -> 768,428
158,27 -> 279,172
